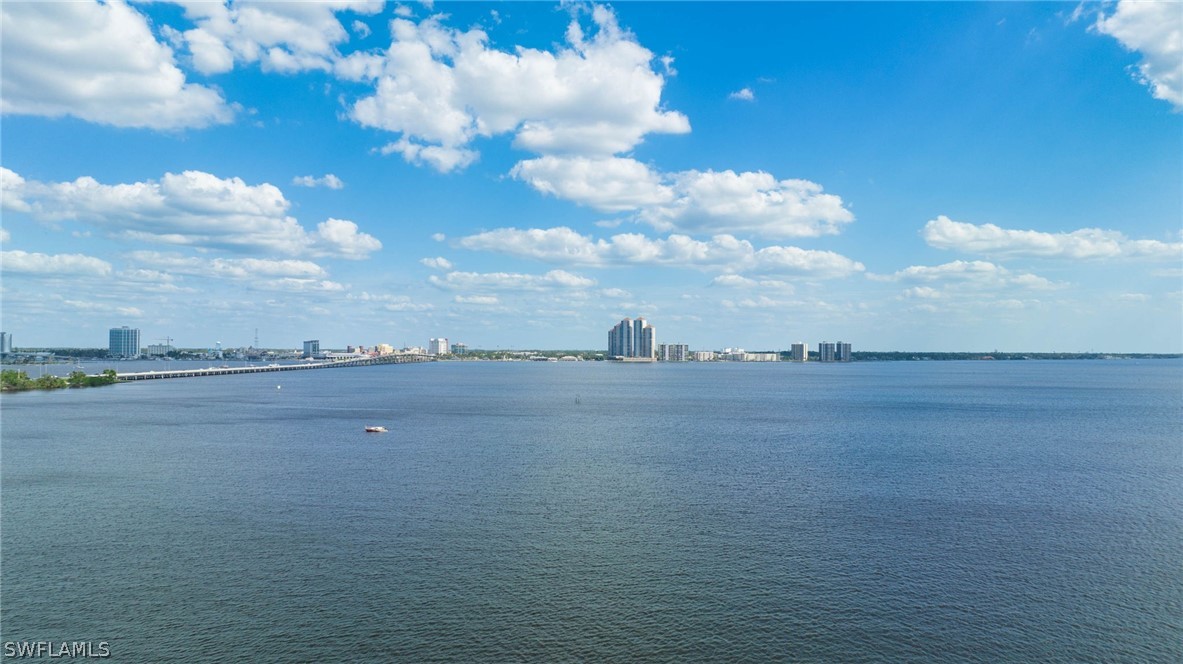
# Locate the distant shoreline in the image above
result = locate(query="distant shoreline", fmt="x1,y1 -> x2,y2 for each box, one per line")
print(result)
840,352 -> 1181,361
2,351 -> 1181,365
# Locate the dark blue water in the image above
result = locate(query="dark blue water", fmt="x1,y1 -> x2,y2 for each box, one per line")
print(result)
3,361 -> 1180,662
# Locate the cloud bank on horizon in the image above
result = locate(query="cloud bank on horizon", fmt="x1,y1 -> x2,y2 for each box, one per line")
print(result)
0,1 -> 1180,351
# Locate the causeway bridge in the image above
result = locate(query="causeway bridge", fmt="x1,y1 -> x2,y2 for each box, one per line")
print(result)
116,354 -> 433,381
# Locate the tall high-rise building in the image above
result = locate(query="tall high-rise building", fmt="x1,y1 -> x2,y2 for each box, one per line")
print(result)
634,317 -> 655,358
109,326 -> 141,358
817,341 -> 836,362
836,342 -> 853,362
429,338 -> 449,355
790,342 -> 808,362
303,339 -> 320,358
609,317 -> 655,358
0,332 -> 11,354
609,318 -> 632,357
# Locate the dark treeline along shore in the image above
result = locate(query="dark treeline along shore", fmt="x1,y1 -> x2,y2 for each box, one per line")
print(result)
1,369 -> 118,392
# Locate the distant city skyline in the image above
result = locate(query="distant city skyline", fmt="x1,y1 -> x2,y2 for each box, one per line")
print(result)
2,323 -> 825,355
1,2 -> 1180,352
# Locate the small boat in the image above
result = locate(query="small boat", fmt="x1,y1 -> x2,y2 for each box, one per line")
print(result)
364,426 -> 388,433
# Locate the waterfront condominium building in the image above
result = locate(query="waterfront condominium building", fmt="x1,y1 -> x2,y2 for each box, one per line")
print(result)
609,317 -> 656,358
836,342 -> 853,362
609,318 -> 633,357
303,339 -> 320,358
817,341 -> 836,362
790,342 -> 808,362
0,332 -> 11,354
657,343 -> 689,362
634,317 -> 655,359
109,326 -> 141,358
429,338 -> 449,355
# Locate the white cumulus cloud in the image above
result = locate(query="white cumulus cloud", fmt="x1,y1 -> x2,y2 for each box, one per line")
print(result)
652,169 -> 853,239
60,299 -> 143,316
1,250 -> 112,277
126,251 -> 327,280
1,167 -> 30,213
902,286 -> 942,299
923,215 -> 1183,260
5,168 -> 380,259
311,218 -> 382,259
512,157 -> 852,239
456,226 -> 865,278
348,291 -> 434,311
709,275 -> 794,291
1,1 -> 233,129
420,257 -> 453,270
1094,0 -> 1183,109
348,5 -> 689,171
429,269 -> 596,291
729,87 -> 755,101
454,294 -> 500,305
378,138 -> 478,173
384,300 -> 433,312
721,295 -> 792,310
173,0 -> 383,75
256,278 -> 346,293
510,156 -> 674,212
292,174 -> 345,189
875,260 -> 1062,290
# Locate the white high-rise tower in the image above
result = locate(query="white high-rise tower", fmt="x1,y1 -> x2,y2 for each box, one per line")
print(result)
609,317 -> 655,358
109,326 -> 141,358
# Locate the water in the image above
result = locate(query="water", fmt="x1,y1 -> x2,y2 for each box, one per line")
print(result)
2,361 -> 1180,662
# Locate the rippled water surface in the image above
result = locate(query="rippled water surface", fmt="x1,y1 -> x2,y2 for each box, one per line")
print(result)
3,360 -> 1180,662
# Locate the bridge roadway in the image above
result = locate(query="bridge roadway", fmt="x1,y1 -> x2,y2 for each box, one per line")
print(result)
116,354 -> 433,381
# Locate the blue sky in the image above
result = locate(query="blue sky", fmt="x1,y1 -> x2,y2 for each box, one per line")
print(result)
2,1 -> 1180,352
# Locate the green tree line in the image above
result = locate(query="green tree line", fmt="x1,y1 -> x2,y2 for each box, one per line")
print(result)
1,369 -> 118,392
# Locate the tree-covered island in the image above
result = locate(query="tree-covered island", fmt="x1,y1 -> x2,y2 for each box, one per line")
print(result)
1,370 -> 119,392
